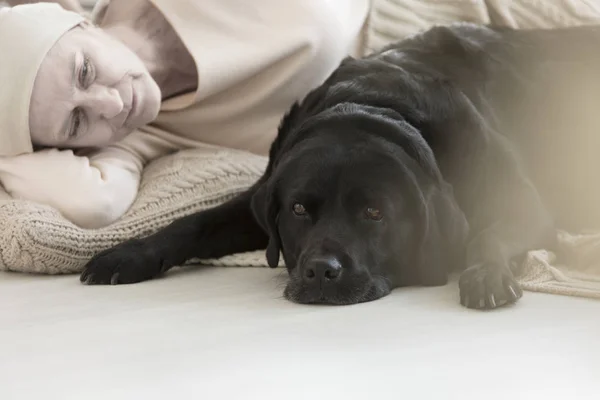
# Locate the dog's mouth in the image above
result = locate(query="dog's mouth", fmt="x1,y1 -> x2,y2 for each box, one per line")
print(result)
283,275 -> 392,305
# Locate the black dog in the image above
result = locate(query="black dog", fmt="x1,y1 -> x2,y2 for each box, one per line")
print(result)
80,23 -> 600,309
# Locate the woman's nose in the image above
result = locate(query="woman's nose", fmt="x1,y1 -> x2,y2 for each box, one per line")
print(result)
81,85 -> 124,119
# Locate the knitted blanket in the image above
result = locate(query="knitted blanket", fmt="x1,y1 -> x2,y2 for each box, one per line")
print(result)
518,232 -> 600,299
0,148 -> 275,274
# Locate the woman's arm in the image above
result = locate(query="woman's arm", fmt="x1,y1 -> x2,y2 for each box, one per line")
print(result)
0,149 -> 140,229
0,131 -> 177,229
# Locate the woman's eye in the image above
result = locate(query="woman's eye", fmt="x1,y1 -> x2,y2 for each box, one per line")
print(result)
365,207 -> 383,221
69,110 -> 82,138
292,203 -> 307,216
80,56 -> 92,87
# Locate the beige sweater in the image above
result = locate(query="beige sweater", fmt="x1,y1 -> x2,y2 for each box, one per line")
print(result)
0,0 -> 370,229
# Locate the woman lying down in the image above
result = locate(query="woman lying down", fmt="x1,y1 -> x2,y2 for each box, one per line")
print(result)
0,0 -> 370,229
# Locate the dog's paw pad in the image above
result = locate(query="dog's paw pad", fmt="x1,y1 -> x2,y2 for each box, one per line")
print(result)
459,263 -> 522,310
80,239 -> 163,285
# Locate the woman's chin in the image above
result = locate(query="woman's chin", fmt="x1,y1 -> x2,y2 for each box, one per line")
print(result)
144,78 -> 163,123
126,73 -> 162,132
145,73 -> 163,120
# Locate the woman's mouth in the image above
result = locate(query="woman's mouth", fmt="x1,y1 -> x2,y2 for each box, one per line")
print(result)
126,87 -> 137,125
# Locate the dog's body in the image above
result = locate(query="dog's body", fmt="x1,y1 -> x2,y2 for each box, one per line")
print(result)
81,23 -> 600,309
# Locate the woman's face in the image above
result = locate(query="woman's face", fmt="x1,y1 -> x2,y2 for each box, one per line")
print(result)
29,23 -> 161,148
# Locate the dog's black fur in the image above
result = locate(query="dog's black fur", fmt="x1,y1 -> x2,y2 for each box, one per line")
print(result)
80,23 -> 600,309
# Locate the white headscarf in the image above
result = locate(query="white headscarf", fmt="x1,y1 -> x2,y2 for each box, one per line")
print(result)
0,4 -> 84,156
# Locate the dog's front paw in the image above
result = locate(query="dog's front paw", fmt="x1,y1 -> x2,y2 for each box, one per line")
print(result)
80,239 -> 165,285
458,263 -> 522,310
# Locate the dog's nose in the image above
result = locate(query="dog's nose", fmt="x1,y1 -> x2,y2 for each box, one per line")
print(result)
304,256 -> 342,284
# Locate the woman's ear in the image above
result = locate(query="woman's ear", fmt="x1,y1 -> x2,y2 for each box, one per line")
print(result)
250,181 -> 281,268
418,182 -> 469,286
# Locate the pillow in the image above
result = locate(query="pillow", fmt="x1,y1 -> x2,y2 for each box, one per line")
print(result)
363,0 -> 600,56
486,0 -> 600,29
0,147 -> 274,274
363,0 -> 490,55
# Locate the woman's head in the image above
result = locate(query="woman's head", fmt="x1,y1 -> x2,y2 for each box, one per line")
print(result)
30,21 -> 162,148
0,4 -> 161,155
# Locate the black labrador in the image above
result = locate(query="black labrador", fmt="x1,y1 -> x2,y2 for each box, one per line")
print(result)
80,23 -> 600,309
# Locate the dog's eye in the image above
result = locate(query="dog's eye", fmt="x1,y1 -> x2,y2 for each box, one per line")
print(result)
365,207 -> 383,221
292,203 -> 307,216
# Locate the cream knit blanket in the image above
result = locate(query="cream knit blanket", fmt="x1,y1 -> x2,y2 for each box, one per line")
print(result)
0,148 -> 274,274
518,232 -> 600,299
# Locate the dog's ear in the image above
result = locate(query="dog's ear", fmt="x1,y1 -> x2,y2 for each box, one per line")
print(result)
250,181 -> 281,268
417,182 -> 469,286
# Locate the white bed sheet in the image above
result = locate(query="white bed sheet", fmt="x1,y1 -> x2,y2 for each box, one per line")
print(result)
1,267 -> 599,400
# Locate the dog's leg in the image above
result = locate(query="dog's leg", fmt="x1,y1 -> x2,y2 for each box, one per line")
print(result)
458,172 -> 554,310
410,90 -> 555,309
80,187 -> 268,285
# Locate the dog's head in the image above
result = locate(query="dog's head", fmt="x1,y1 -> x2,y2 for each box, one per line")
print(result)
251,103 -> 469,305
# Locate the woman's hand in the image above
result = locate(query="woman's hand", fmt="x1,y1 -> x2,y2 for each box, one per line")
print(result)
0,149 -> 140,229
